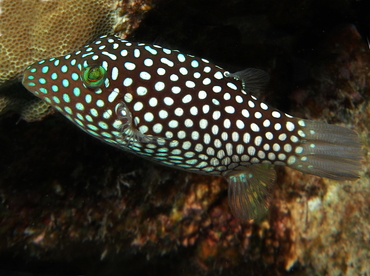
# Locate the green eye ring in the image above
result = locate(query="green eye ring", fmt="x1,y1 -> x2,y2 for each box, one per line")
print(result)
82,65 -> 107,88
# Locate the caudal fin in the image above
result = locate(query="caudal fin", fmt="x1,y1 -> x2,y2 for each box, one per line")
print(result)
289,119 -> 362,180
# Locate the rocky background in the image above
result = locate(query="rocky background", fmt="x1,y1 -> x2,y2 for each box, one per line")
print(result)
0,0 -> 369,275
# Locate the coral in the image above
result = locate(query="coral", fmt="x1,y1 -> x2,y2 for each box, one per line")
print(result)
0,0 -> 153,121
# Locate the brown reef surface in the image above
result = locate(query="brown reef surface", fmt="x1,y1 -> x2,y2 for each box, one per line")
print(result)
0,0 -> 370,275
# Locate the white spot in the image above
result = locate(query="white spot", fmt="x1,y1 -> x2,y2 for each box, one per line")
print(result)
204,66 -> 211,73
212,125 -> 219,135
236,120 -> 245,129
243,133 -> 250,143
103,109 -> 112,119
223,93 -> 231,100
185,81 -> 196,88
170,74 -> 178,81
225,106 -> 235,114
284,144 -> 292,152
111,67 -> 119,80
263,119 -> 270,127
144,58 -> 153,67
287,156 -> 296,165
108,88 -> 120,103
212,86 -> 222,93
263,144 -> 270,151
177,54 -> 186,62
278,153 -> 286,160
155,81 -> 165,91
214,139 -> 222,148
193,72 -> 201,78
232,132 -> 239,142
121,49 -> 128,56
159,110 -> 168,119
177,130 -> 186,139
136,86 -> 147,96
195,144 -> 203,152
123,78 -> 133,87
298,130 -> 306,137
268,153 -> 276,160
265,132 -> 273,140
153,123 -> 163,133
144,112 -> 154,122
202,105 -> 210,114
199,119 -> 208,129
286,121 -> 295,131
163,97 -> 174,106
144,46 -> 157,55
290,135 -> 299,143
248,100 -> 255,108
198,90 -> 207,99
203,133 -> 211,144
140,71 -> 151,80
295,146 -> 304,154
133,102 -> 143,111
202,78 -> 211,85
174,107 -> 183,116
124,93 -> 133,103
234,96 -> 242,104
226,82 -> 238,90
124,62 -> 136,70
248,146 -> 256,156
162,48 -> 171,54
149,97 -> 158,107
254,136 -> 263,146
181,143 -> 192,151
185,119 -> 193,127
138,125 -> 148,134
212,99 -> 220,105
258,151 -> 265,159
157,68 -> 166,75
191,60 -> 199,68
278,133 -> 287,141
182,94 -> 192,104
161,57 -> 174,67
298,120 -> 306,127
101,51 -> 117,60
179,67 -> 188,75
274,123 -> 282,131
192,131 -> 200,140
260,103 -> 268,110
169,120 -> 179,128
251,123 -> 260,132
273,143 -> 280,151
172,86 -> 181,94
236,145 -> 244,154
190,106 -> 198,116
212,111 -> 221,120
134,49 -> 141,58
254,112 -> 262,119
272,111 -> 281,118
242,109 -> 250,118
214,71 -> 223,79
223,119 -> 231,129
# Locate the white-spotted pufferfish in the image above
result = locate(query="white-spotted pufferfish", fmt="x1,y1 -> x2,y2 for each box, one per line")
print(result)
22,35 -> 362,221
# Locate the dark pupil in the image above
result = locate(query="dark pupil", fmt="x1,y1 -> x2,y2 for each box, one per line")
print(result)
88,67 -> 102,82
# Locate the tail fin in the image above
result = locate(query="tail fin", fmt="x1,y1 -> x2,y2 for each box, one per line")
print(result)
289,119 -> 362,180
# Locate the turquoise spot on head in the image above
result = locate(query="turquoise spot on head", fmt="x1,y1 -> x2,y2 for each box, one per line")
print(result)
61,65 -> 68,73
41,66 -> 49,73
62,79 -> 69,87
81,65 -> 107,88
52,85 -> 59,92
51,73 -> 58,80
38,78 -> 46,84
71,72 -> 79,81
30,68 -> 37,73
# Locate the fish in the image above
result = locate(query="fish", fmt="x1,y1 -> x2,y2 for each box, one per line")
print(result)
22,35 -> 362,221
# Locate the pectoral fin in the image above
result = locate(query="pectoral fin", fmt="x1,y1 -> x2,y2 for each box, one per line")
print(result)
226,164 -> 276,221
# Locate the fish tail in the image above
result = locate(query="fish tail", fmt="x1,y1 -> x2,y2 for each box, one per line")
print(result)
289,119 -> 362,180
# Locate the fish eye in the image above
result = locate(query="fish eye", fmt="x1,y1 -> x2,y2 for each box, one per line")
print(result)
82,65 -> 106,88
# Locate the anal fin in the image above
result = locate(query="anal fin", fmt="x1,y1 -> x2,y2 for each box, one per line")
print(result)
226,164 -> 276,221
